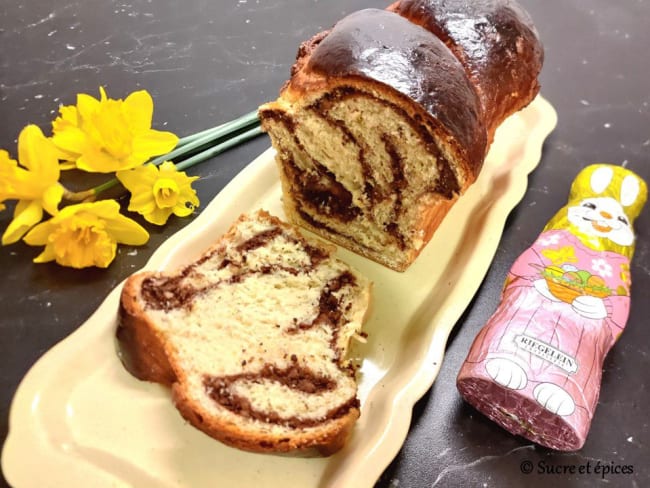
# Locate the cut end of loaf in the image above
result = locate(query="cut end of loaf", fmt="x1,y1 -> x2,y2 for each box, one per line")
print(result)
117,210 -> 371,454
259,2 -> 542,271
259,7 -> 490,272
260,84 -> 472,272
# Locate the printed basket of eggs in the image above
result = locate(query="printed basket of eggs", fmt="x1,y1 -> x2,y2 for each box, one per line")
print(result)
542,266 -> 611,304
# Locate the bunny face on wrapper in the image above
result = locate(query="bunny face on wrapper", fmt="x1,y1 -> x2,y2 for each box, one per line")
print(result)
548,164 -> 647,256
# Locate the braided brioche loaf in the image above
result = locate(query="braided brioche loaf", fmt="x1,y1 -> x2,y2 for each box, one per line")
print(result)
259,1 -> 543,271
117,210 -> 371,454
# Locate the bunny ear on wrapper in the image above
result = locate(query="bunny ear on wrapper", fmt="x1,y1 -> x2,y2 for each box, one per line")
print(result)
569,164 -> 648,222
542,164 -> 648,259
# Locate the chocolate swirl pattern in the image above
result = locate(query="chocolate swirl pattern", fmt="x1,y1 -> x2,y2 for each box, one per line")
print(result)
117,211 -> 371,454
260,1 -> 542,271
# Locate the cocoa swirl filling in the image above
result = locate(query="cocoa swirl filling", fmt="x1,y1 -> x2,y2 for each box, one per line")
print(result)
202,270 -> 359,426
137,217 -> 362,430
140,226 -> 329,311
381,134 -> 408,250
287,271 -> 356,361
140,275 -> 198,312
312,87 -> 460,198
311,107 -> 383,204
304,170 -> 361,222
236,227 -> 283,252
204,362 -> 360,428
267,87 -> 460,252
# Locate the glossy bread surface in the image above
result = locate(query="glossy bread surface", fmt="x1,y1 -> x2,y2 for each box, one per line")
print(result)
304,8 -> 487,174
390,0 -> 543,136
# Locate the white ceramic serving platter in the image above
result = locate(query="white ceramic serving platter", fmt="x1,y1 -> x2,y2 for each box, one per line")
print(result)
2,96 -> 556,488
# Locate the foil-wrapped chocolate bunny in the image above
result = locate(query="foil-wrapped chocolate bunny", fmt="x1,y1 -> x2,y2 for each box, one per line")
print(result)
457,164 -> 647,450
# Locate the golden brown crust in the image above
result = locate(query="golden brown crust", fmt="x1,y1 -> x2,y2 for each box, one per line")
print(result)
283,8 -> 486,178
117,274 -> 176,386
388,0 -> 543,141
172,382 -> 359,455
412,192 -> 461,261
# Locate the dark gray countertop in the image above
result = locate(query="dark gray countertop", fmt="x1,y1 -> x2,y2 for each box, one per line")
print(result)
1,1 -> 648,487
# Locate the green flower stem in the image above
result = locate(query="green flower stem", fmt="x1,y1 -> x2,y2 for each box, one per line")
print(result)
151,110 -> 260,166
175,109 -> 259,147
175,123 -> 226,147
69,120 -> 265,200
90,177 -> 120,196
175,125 -> 264,171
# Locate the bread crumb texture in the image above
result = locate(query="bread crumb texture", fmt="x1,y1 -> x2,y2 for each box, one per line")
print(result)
118,210 -> 371,453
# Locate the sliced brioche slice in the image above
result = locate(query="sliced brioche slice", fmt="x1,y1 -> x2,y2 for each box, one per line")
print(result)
117,210 -> 371,455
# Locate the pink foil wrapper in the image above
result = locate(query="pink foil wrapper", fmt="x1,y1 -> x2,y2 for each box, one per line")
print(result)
457,164 -> 647,450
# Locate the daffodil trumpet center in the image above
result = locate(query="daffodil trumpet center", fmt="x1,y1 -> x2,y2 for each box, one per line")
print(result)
50,214 -> 116,268
153,178 -> 180,208
84,100 -> 134,160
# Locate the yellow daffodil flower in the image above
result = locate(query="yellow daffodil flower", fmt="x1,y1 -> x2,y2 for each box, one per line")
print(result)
51,104 -> 81,168
0,152 -> 11,212
51,87 -> 178,173
116,161 -> 199,225
0,125 -> 64,245
23,200 -> 149,269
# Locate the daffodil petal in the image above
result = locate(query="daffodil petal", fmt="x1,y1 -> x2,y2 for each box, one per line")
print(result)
23,219 -> 53,246
179,184 -> 199,201
143,207 -> 173,226
104,213 -> 150,244
172,203 -> 194,218
117,166 -> 159,215
0,149 -> 16,166
185,174 -> 201,184
58,105 -> 79,125
51,126 -> 88,155
76,92 -> 100,119
18,125 -> 60,181
42,184 -> 64,216
81,199 -> 121,217
76,147 -> 122,173
158,161 -> 176,173
2,199 -> 43,245
51,133 -> 79,163
124,181 -> 156,200
123,90 -> 154,132
58,160 -> 77,170
1,170 -> 42,201
132,130 -> 178,159
0,151 -> 18,199
93,246 -> 117,268
116,165 -> 158,189
128,193 -> 157,215
32,245 -> 57,264
17,125 -> 44,172
78,200 -> 148,244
